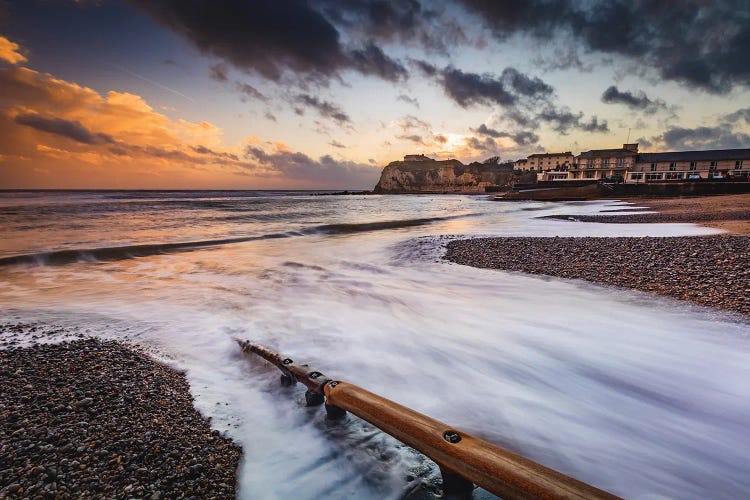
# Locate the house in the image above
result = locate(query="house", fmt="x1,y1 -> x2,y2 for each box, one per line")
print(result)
631,148 -> 750,182
526,152 -> 574,172
403,154 -> 432,162
569,143 -> 639,181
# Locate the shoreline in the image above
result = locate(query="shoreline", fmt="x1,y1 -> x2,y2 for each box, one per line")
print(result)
0,328 -> 242,498
624,194 -> 750,235
452,193 -> 750,318
530,193 -> 750,236
443,193 -> 750,316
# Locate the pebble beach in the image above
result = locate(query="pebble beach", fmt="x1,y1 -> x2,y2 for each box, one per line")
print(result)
0,326 -> 241,499
445,235 -> 750,317
446,194 -> 750,317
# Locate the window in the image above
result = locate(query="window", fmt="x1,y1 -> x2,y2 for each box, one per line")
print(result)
689,161 -> 697,170
645,172 -> 663,181
665,172 -> 683,180
617,158 -> 624,166
710,161 -> 718,169
631,172 -> 643,180
736,160 -> 744,169
669,162 -> 677,171
650,163 -> 657,171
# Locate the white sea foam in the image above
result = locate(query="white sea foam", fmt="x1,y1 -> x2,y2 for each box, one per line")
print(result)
1,192 -> 746,499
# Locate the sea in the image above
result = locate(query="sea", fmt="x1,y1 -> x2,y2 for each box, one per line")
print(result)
1,190 -> 749,499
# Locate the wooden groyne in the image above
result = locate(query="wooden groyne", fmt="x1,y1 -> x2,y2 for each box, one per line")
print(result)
236,339 -> 620,499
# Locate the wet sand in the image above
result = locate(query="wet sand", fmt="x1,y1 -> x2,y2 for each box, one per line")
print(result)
633,193 -> 750,235
0,326 -> 241,499
540,193 -> 750,235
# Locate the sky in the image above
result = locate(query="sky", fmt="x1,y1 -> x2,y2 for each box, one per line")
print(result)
1,0 -> 750,190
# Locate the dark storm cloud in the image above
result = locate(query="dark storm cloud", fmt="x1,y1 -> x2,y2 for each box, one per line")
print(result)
723,108 -> 750,124
319,0 -> 467,54
511,131 -> 540,145
501,67 -> 554,98
648,107 -> 750,150
410,59 -> 438,77
190,145 -> 239,161
465,136 -> 497,152
397,134 -> 425,144
654,126 -> 750,150
536,107 -> 609,134
439,66 -> 552,108
456,0 -> 750,93
397,115 -> 431,133
106,142 -> 245,168
473,124 -> 539,145
348,42 -> 407,81
235,82 -> 266,101
296,94 -> 350,124
636,136 -> 653,149
601,86 -> 667,114
244,146 -> 379,187
578,116 -> 608,133
434,65 -> 603,135
209,63 -> 229,82
14,114 -> 114,145
397,94 -> 420,108
14,111 -> 244,166
128,0 -> 406,83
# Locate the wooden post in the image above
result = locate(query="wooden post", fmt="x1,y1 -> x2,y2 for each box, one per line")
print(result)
236,340 -> 621,500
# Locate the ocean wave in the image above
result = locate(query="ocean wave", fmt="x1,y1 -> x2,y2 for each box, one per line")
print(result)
313,216 -> 448,234
0,216 -> 455,267
0,234 -> 293,267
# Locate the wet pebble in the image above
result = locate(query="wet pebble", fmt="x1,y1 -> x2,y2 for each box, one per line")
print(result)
445,235 -> 750,316
0,336 -> 242,499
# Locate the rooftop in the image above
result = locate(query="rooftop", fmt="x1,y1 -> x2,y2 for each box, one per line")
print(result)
639,148 -> 750,162
528,152 -> 573,158
403,154 -> 432,161
578,148 -> 638,158
578,143 -> 639,158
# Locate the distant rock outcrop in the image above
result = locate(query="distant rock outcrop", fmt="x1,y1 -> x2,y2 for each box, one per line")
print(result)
373,157 -> 514,193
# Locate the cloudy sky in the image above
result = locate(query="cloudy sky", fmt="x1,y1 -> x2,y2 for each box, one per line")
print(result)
1,0 -> 750,189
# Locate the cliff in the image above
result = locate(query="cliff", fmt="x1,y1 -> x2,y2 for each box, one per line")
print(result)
373,158 -> 513,193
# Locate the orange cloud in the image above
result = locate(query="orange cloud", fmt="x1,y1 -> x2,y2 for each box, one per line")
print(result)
0,65 -> 265,188
0,60 -> 379,189
0,36 -> 27,64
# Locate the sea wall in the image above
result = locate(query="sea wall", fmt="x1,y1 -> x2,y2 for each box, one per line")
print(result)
502,181 -> 750,201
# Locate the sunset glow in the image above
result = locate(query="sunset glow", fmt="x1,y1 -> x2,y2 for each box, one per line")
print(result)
1,1 -> 750,189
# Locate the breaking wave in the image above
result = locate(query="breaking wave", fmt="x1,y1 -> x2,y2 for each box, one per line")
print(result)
0,216 -> 454,267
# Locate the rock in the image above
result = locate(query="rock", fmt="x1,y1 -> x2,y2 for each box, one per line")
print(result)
74,397 -> 94,409
373,158 -> 513,193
